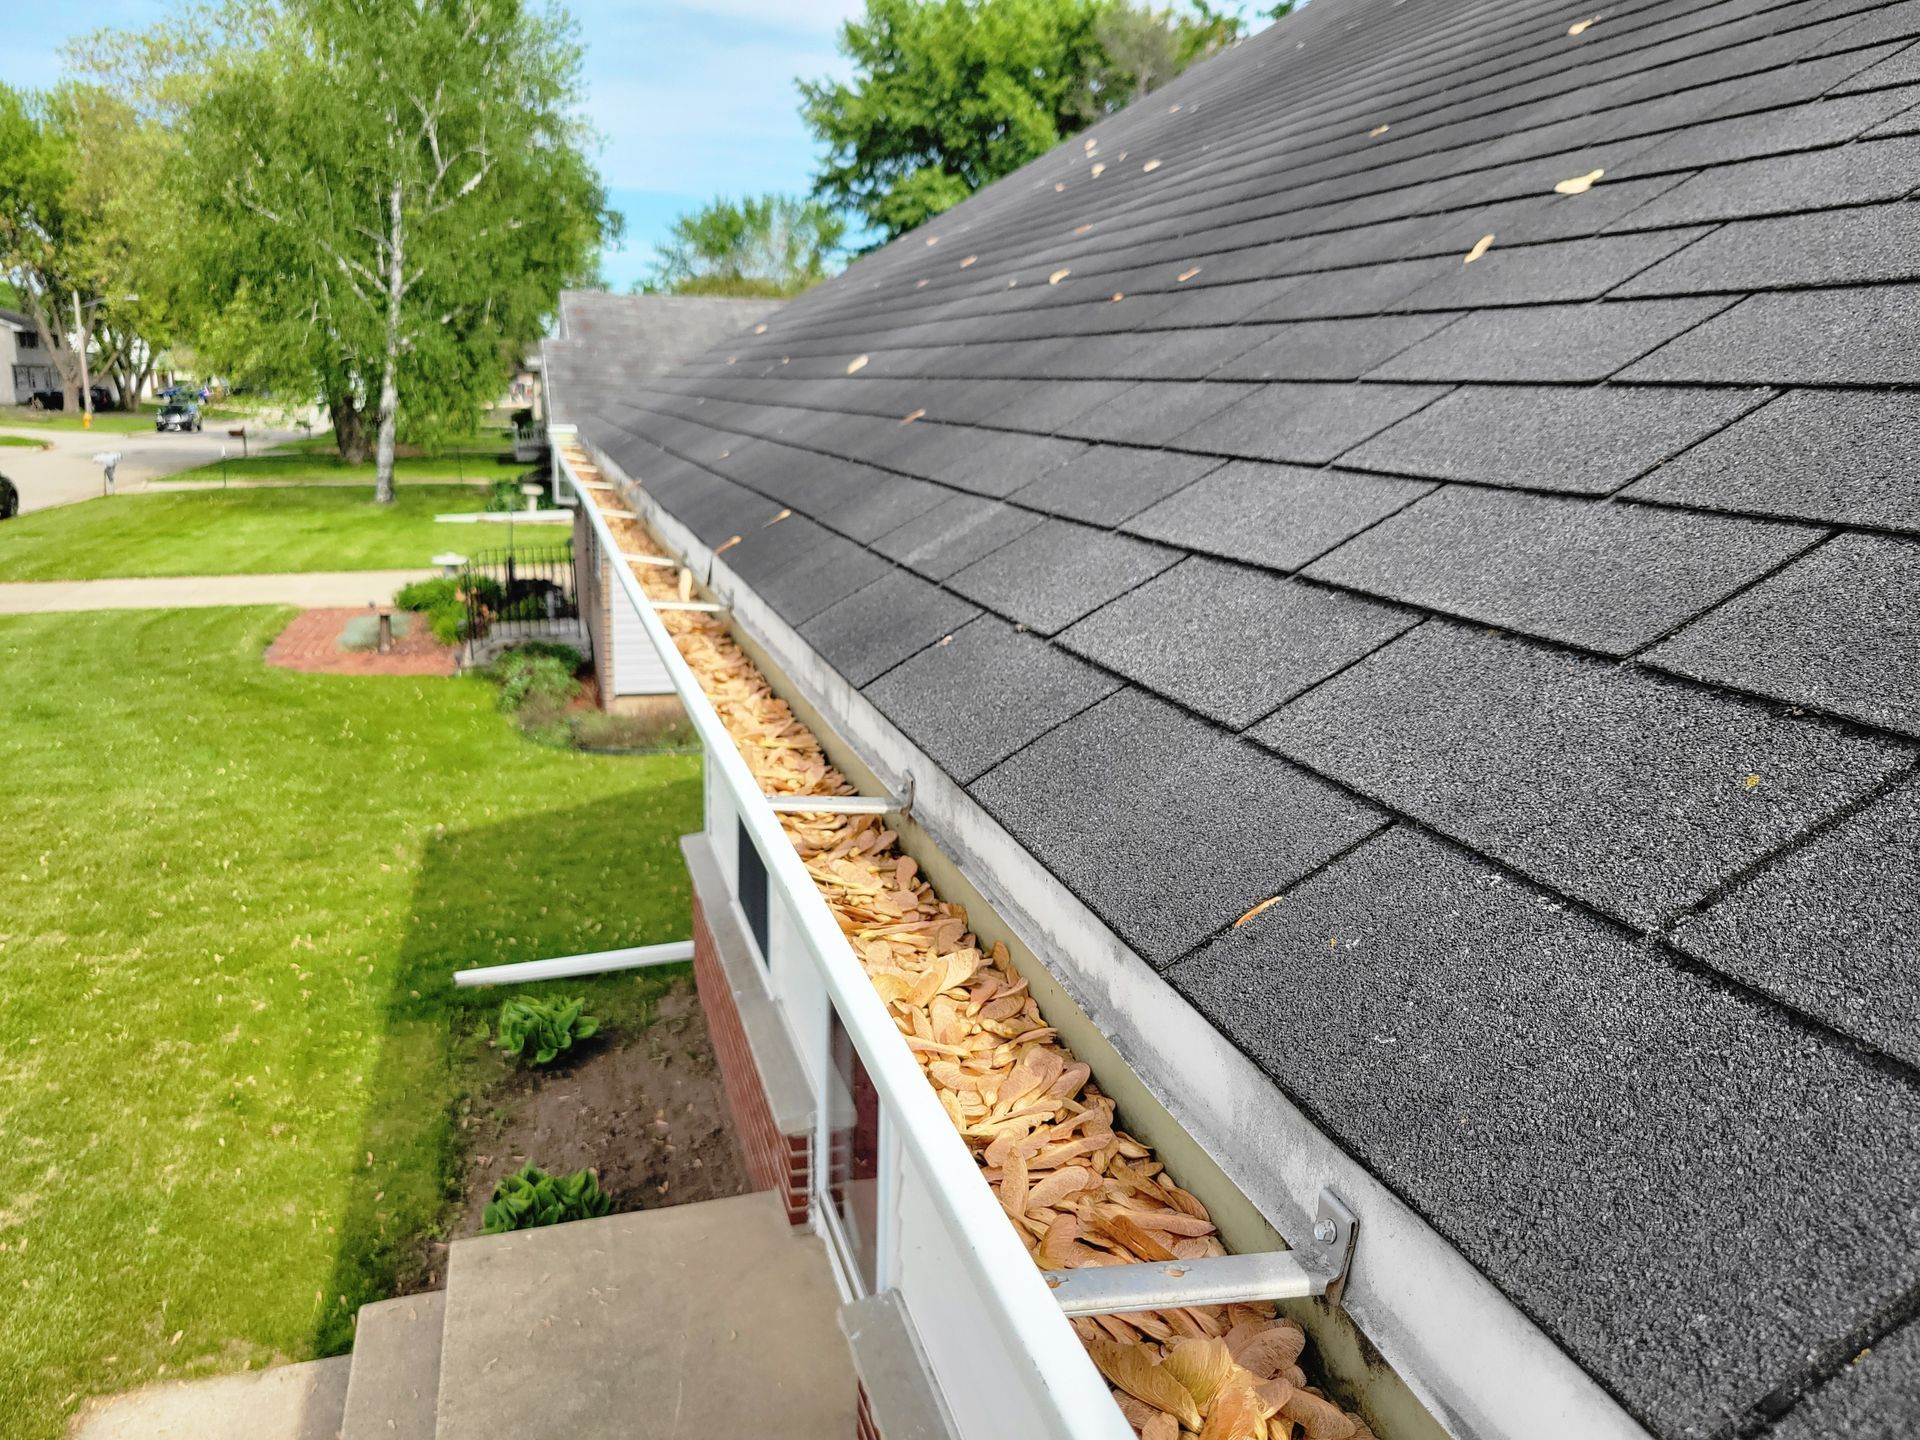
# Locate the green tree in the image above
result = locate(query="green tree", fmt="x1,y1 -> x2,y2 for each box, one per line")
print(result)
0,86 -> 97,412
800,0 -> 1258,242
646,194 -> 846,298
182,0 -> 615,499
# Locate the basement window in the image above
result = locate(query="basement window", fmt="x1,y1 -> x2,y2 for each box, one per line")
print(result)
736,816 -> 770,963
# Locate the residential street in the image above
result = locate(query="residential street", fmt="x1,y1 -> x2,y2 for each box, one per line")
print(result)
0,416 -> 310,513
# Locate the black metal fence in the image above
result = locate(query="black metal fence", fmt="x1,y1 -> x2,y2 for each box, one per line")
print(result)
461,544 -> 580,644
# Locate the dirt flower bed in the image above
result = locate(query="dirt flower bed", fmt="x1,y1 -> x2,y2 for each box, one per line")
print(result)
569,449 -> 1372,1440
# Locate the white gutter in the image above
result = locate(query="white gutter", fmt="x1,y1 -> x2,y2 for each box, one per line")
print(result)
561,449 -> 1133,1440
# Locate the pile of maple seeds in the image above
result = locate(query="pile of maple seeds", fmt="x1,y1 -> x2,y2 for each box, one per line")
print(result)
571,453 -> 1372,1440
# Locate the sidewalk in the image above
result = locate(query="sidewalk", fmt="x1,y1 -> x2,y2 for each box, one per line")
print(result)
0,569 -> 437,614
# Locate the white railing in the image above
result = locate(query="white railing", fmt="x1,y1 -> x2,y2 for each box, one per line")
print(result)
561,446 -> 1131,1440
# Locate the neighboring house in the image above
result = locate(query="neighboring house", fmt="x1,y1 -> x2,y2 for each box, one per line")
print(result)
551,3 -> 1920,1440
1,307 -> 57,406
542,290 -> 782,711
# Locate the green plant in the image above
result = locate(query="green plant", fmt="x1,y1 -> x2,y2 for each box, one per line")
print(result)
497,993 -> 601,1066
484,476 -> 523,512
491,649 -> 580,712
481,1163 -> 614,1234
569,709 -> 698,753
394,573 -> 504,646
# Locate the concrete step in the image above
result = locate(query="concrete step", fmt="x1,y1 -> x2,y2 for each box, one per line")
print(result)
71,1355 -> 351,1440
342,1290 -> 445,1440
434,1192 -> 856,1440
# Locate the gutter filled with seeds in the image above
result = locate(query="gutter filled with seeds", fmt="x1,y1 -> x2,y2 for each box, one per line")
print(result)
565,446 -> 1376,1440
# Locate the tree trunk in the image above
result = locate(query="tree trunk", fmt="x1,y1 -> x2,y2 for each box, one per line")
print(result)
372,180 -> 405,507
329,393 -> 372,462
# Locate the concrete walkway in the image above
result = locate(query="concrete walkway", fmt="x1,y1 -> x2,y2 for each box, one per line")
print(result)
0,569 -> 437,614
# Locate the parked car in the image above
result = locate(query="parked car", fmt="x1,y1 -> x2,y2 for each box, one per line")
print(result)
25,386 -> 117,412
156,400 -> 202,433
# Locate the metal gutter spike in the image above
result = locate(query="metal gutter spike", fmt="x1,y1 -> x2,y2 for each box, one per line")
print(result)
1048,1190 -> 1358,1317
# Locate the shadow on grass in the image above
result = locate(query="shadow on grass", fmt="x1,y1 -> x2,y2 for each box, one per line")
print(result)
311,776 -> 700,1354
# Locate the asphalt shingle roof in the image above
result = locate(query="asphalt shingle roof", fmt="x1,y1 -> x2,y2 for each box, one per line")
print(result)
559,1 -> 1920,1433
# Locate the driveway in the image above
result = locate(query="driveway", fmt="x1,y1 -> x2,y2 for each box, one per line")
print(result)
0,569 -> 437,614
0,417 -> 311,514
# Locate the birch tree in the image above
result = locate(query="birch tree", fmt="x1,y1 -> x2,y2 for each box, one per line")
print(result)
184,0 -> 612,500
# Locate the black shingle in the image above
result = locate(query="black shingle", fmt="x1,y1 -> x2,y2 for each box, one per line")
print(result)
903,429 -> 1087,498
972,687 -> 1383,964
1058,557 -> 1417,728
1125,461 -> 1433,571
1210,313 -> 1462,381
1619,200 -> 1920,294
796,568 -> 980,688
1171,825 -> 1920,1437
1254,622 -> 1910,928
1367,298 -> 1731,382
1767,1314 -> 1920,1440
1172,381 -> 1448,465
1672,776 -> 1920,1067
1623,388 -> 1920,533
1057,379 -> 1258,444
1394,227 -> 1713,309
946,518 -> 1180,634
1344,383 -> 1768,494
1305,486 -> 1818,654
862,615 -> 1119,784
1247,256 -> 1459,320
1623,84 -> 1920,172
1009,445 -> 1223,525
1611,134 -> 1920,230
870,493 -> 1044,581
1622,282 -> 1920,384
1646,533 -> 1920,735
720,517 -> 894,625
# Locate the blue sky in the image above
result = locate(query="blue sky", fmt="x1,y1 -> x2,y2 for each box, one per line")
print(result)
1,0 -> 867,291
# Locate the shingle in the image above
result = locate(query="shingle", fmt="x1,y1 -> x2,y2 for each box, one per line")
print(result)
986,379 -> 1137,434
1367,298 -> 1731,382
1057,380 -> 1258,445
1624,85 -> 1920,172
1125,461 -> 1433,571
795,568 -> 980,689
1618,200 -> 1920,294
972,687 -> 1383,964
862,615 -> 1119,784
719,517 -> 894,625
1171,825 -> 1920,1436
946,518 -> 1180,634
1059,557 -> 1416,728
871,494 -> 1044,582
1610,134 -> 1920,230
1622,282 -> 1920,384
1832,36 -> 1920,92
1646,533 -> 1920,735
1172,381 -> 1448,465
1008,445 -> 1223,525
1305,487 -> 1818,654
1210,314 -> 1462,381
812,470 -> 950,543
1394,227 -> 1713,309
1672,777 -> 1920,1066
1254,622 -> 1910,928
905,430 -> 1088,498
1623,389 -> 1920,533
1345,384 -> 1770,494
1034,325 -> 1279,380
1247,256 -> 1459,320
1767,1313 -> 1920,1440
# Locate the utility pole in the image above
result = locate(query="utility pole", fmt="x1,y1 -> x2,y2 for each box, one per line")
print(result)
72,291 -> 92,431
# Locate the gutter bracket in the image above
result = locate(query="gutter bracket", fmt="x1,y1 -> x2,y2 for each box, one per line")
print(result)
1046,1187 -> 1359,1317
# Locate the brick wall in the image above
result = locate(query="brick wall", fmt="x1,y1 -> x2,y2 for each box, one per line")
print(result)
692,891 -> 810,1226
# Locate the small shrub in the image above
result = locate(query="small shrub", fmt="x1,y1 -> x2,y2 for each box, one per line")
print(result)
568,709 -> 698,753
480,1164 -> 613,1234
484,477 -> 523,512
394,576 -> 505,646
497,993 -> 600,1065
491,651 -> 579,713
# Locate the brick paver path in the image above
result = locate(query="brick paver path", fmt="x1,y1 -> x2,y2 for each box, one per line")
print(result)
264,607 -> 458,676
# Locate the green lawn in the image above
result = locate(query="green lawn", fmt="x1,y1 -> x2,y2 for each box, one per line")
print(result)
0,607 -> 702,1438
0,486 -> 518,580
0,434 -> 47,448
155,448 -> 525,485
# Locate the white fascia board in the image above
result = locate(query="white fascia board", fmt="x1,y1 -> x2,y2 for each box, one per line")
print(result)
574,432 -> 1653,1440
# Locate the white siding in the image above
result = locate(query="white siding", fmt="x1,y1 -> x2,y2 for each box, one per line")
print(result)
609,579 -> 674,695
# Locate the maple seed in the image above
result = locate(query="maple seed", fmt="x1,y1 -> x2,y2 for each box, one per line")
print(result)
846,355 -> 869,374
752,323 -> 768,334
960,255 -> 977,267
1073,224 -> 1093,235
1176,266 -> 1202,282
1143,158 -> 1162,172
924,235 -> 938,246
1368,124 -> 1390,137
713,535 -> 741,555
899,408 -> 926,426
1054,182 -> 1066,192
1234,896 -> 1283,929
763,509 -> 791,526
1568,16 -> 1597,34
1463,233 -> 1495,264
1091,162 -> 1106,177
1554,167 -> 1605,194
1049,269 -> 1071,285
